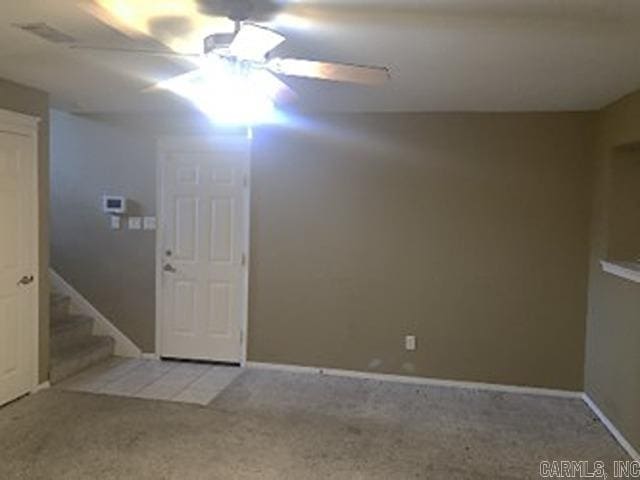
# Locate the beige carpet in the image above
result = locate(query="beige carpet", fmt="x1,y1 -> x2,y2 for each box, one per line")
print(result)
0,368 -> 629,479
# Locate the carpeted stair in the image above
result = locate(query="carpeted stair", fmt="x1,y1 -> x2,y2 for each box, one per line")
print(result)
49,292 -> 115,384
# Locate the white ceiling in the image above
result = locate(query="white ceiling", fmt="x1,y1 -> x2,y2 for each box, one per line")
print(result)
1,0 -> 640,114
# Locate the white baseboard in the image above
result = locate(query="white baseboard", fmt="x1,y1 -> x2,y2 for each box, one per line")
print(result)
245,361 -> 583,399
31,381 -> 50,393
248,362 -> 640,458
582,394 -> 640,461
50,269 -> 142,358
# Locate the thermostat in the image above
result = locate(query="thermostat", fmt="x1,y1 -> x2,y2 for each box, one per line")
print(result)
102,195 -> 127,214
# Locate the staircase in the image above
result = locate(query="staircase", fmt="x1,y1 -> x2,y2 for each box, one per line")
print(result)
50,292 -> 115,384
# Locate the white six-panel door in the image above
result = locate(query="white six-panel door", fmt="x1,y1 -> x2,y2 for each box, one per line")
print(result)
0,112 -> 38,407
158,136 -> 249,363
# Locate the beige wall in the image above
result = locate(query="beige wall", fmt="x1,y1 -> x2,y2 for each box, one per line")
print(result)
50,110 -> 156,351
249,113 -> 595,390
607,146 -> 640,260
0,78 -> 50,382
585,91 -> 640,452
50,110 -> 595,390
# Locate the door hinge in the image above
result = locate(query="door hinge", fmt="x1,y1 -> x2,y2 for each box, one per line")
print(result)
241,252 -> 247,267
243,173 -> 248,188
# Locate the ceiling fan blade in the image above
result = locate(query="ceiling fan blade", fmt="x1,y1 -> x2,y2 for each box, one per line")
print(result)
229,23 -> 285,62
70,45 -> 200,58
81,1 -> 222,54
145,68 -> 205,93
250,70 -> 297,104
80,1 -> 148,39
268,58 -> 390,86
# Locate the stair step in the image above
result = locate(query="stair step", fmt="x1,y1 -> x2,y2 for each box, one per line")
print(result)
50,292 -> 71,322
50,315 -> 95,355
50,336 -> 115,384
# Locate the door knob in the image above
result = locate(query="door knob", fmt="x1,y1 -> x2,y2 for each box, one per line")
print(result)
163,264 -> 177,273
17,275 -> 34,286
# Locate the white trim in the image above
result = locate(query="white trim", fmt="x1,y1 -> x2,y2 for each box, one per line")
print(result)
31,381 -> 50,394
30,118 -> 40,393
245,362 -> 583,399
583,394 -> 640,461
155,137 -> 163,359
0,108 -> 40,131
601,260 -> 640,284
49,269 -> 142,358
241,127 -> 252,366
155,133 -> 251,363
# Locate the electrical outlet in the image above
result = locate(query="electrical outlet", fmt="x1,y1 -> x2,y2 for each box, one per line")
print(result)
405,335 -> 416,351
128,217 -> 142,230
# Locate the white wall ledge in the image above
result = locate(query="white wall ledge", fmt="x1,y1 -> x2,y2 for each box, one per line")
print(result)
601,260 -> 640,284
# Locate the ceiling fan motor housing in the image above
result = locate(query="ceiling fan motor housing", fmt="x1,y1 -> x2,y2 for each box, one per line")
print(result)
223,0 -> 254,22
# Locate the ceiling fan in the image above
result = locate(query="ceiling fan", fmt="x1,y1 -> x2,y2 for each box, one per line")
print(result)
77,0 -> 391,108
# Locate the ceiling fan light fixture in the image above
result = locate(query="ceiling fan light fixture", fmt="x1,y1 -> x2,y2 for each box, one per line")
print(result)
204,32 -> 235,54
156,58 -> 277,125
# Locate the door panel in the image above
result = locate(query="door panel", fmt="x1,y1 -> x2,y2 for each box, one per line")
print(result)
207,282 -> 232,335
0,129 -> 36,407
210,197 -> 234,262
174,197 -> 198,261
160,137 -> 249,362
173,280 -> 197,334
0,297 -> 19,379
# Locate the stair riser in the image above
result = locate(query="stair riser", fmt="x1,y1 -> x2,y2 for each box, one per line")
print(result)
51,298 -> 71,322
50,338 -> 115,384
49,294 -> 116,385
51,322 -> 94,356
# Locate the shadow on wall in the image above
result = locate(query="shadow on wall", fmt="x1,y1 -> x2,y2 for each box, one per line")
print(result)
50,110 -> 157,352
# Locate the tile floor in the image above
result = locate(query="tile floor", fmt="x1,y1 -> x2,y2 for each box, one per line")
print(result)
55,357 -> 242,405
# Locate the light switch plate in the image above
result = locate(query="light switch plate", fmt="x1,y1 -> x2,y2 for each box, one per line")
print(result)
405,335 -> 416,351
143,216 -> 156,231
128,217 -> 142,230
110,215 -> 121,230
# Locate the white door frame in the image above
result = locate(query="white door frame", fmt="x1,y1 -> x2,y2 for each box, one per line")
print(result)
155,133 -> 251,365
0,108 -> 40,393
